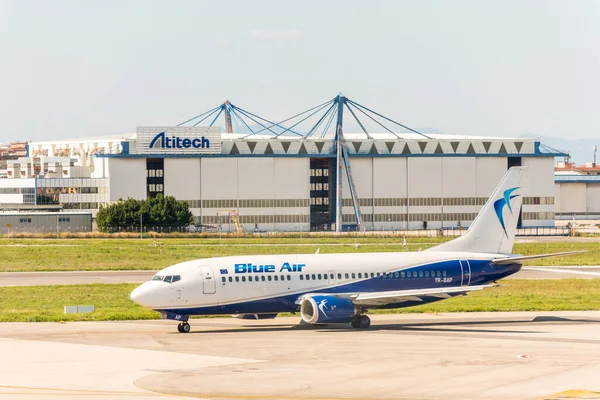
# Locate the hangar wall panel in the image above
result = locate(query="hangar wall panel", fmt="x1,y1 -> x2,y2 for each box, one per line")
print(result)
201,158 -> 238,200
342,158 -> 373,198
558,183 -> 587,213
408,158 -> 442,198
373,158 -> 407,198
238,158 -> 274,199
273,158 -> 309,199
108,158 -> 146,201
164,159 -> 201,200
521,157 -> 555,225
441,158 -> 476,197
586,184 -> 600,213
408,158 -> 442,229
475,157 -> 506,197
522,157 -> 555,197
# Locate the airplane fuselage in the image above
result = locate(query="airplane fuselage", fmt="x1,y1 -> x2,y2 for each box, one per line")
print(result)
131,251 -> 521,317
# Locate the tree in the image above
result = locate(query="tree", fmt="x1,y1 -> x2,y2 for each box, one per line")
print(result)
96,195 -> 194,232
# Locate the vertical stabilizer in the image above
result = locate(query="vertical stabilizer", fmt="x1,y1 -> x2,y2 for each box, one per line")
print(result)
430,167 -> 527,255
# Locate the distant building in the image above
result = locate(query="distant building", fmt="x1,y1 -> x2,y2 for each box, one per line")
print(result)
0,136 -> 119,216
0,212 -> 92,234
555,162 -> 600,220
555,161 -> 600,175
0,141 -> 28,179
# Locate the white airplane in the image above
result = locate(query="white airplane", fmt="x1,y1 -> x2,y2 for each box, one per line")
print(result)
131,167 -> 581,333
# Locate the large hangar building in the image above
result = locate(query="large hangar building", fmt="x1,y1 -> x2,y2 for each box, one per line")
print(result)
99,130 -> 559,232
11,96 -> 564,232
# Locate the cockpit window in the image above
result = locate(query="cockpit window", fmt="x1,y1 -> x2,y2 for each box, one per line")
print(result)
151,275 -> 181,283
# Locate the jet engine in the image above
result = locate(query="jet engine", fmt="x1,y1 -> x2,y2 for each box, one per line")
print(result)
300,295 -> 359,324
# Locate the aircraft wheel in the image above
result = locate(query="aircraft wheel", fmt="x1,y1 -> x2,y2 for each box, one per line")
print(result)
351,315 -> 371,329
177,322 -> 190,333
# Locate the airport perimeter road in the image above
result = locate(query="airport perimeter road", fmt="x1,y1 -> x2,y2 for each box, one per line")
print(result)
0,312 -> 599,400
1,266 -> 599,286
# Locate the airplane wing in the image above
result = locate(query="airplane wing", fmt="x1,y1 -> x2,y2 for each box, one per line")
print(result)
348,284 -> 497,306
297,284 -> 498,308
522,266 -> 600,277
492,250 -> 586,265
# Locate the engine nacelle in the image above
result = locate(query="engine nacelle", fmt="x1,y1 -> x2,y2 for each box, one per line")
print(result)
231,313 -> 278,320
300,295 -> 359,324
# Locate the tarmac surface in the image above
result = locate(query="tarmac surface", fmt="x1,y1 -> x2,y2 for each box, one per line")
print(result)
1,266 -> 599,286
1,312 -> 599,400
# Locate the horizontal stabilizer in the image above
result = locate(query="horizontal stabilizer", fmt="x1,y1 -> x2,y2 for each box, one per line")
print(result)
492,250 -> 586,265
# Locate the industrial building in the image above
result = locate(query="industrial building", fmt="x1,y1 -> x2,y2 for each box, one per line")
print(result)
0,95 -> 564,232
0,212 -> 92,234
554,161 -> 600,220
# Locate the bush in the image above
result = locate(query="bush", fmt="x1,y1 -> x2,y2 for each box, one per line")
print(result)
96,195 -> 193,232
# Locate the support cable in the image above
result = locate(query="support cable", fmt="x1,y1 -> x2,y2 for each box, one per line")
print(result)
347,99 -> 430,139
345,103 -> 372,139
320,105 -> 338,138
280,101 -> 335,138
247,100 -> 333,136
250,99 -> 335,136
306,103 -> 337,137
233,107 -> 283,138
228,107 -> 243,132
306,104 -> 333,138
192,107 -> 221,127
177,105 -> 222,126
347,102 -> 401,138
233,106 -> 303,137
208,107 -> 224,127
229,107 -> 255,134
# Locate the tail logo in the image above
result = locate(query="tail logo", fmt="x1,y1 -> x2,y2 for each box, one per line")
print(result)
493,187 -> 520,236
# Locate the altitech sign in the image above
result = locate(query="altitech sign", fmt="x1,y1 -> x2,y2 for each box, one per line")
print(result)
136,126 -> 222,154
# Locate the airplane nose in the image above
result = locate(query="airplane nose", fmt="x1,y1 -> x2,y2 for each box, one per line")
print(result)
130,284 -> 151,307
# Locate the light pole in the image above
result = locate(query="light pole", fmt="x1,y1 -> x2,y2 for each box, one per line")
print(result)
140,212 -> 143,239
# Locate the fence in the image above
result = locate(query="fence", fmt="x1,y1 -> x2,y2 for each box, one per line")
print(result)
0,224 -> 591,238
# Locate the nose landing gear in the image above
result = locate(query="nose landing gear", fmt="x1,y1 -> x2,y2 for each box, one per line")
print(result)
177,321 -> 191,333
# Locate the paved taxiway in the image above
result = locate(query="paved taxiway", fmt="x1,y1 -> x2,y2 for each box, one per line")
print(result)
1,266 -> 599,286
0,312 -> 599,400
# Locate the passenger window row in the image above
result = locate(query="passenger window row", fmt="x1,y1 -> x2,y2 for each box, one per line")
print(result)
220,270 -> 447,284
223,275 -> 293,283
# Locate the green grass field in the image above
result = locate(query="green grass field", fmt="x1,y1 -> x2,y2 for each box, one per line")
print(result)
0,238 -> 598,272
0,280 -> 598,322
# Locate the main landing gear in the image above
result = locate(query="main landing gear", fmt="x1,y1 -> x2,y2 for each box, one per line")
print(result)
351,315 -> 371,329
177,321 -> 191,333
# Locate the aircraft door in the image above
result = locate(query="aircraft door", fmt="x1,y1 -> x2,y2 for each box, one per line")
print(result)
459,260 -> 471,286
199,265 -> 216,294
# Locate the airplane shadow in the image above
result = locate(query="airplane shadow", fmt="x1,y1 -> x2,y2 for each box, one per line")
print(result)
177,316 -> 600,335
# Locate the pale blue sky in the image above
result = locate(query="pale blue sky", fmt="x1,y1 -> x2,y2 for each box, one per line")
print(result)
1,0 -> 599,143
